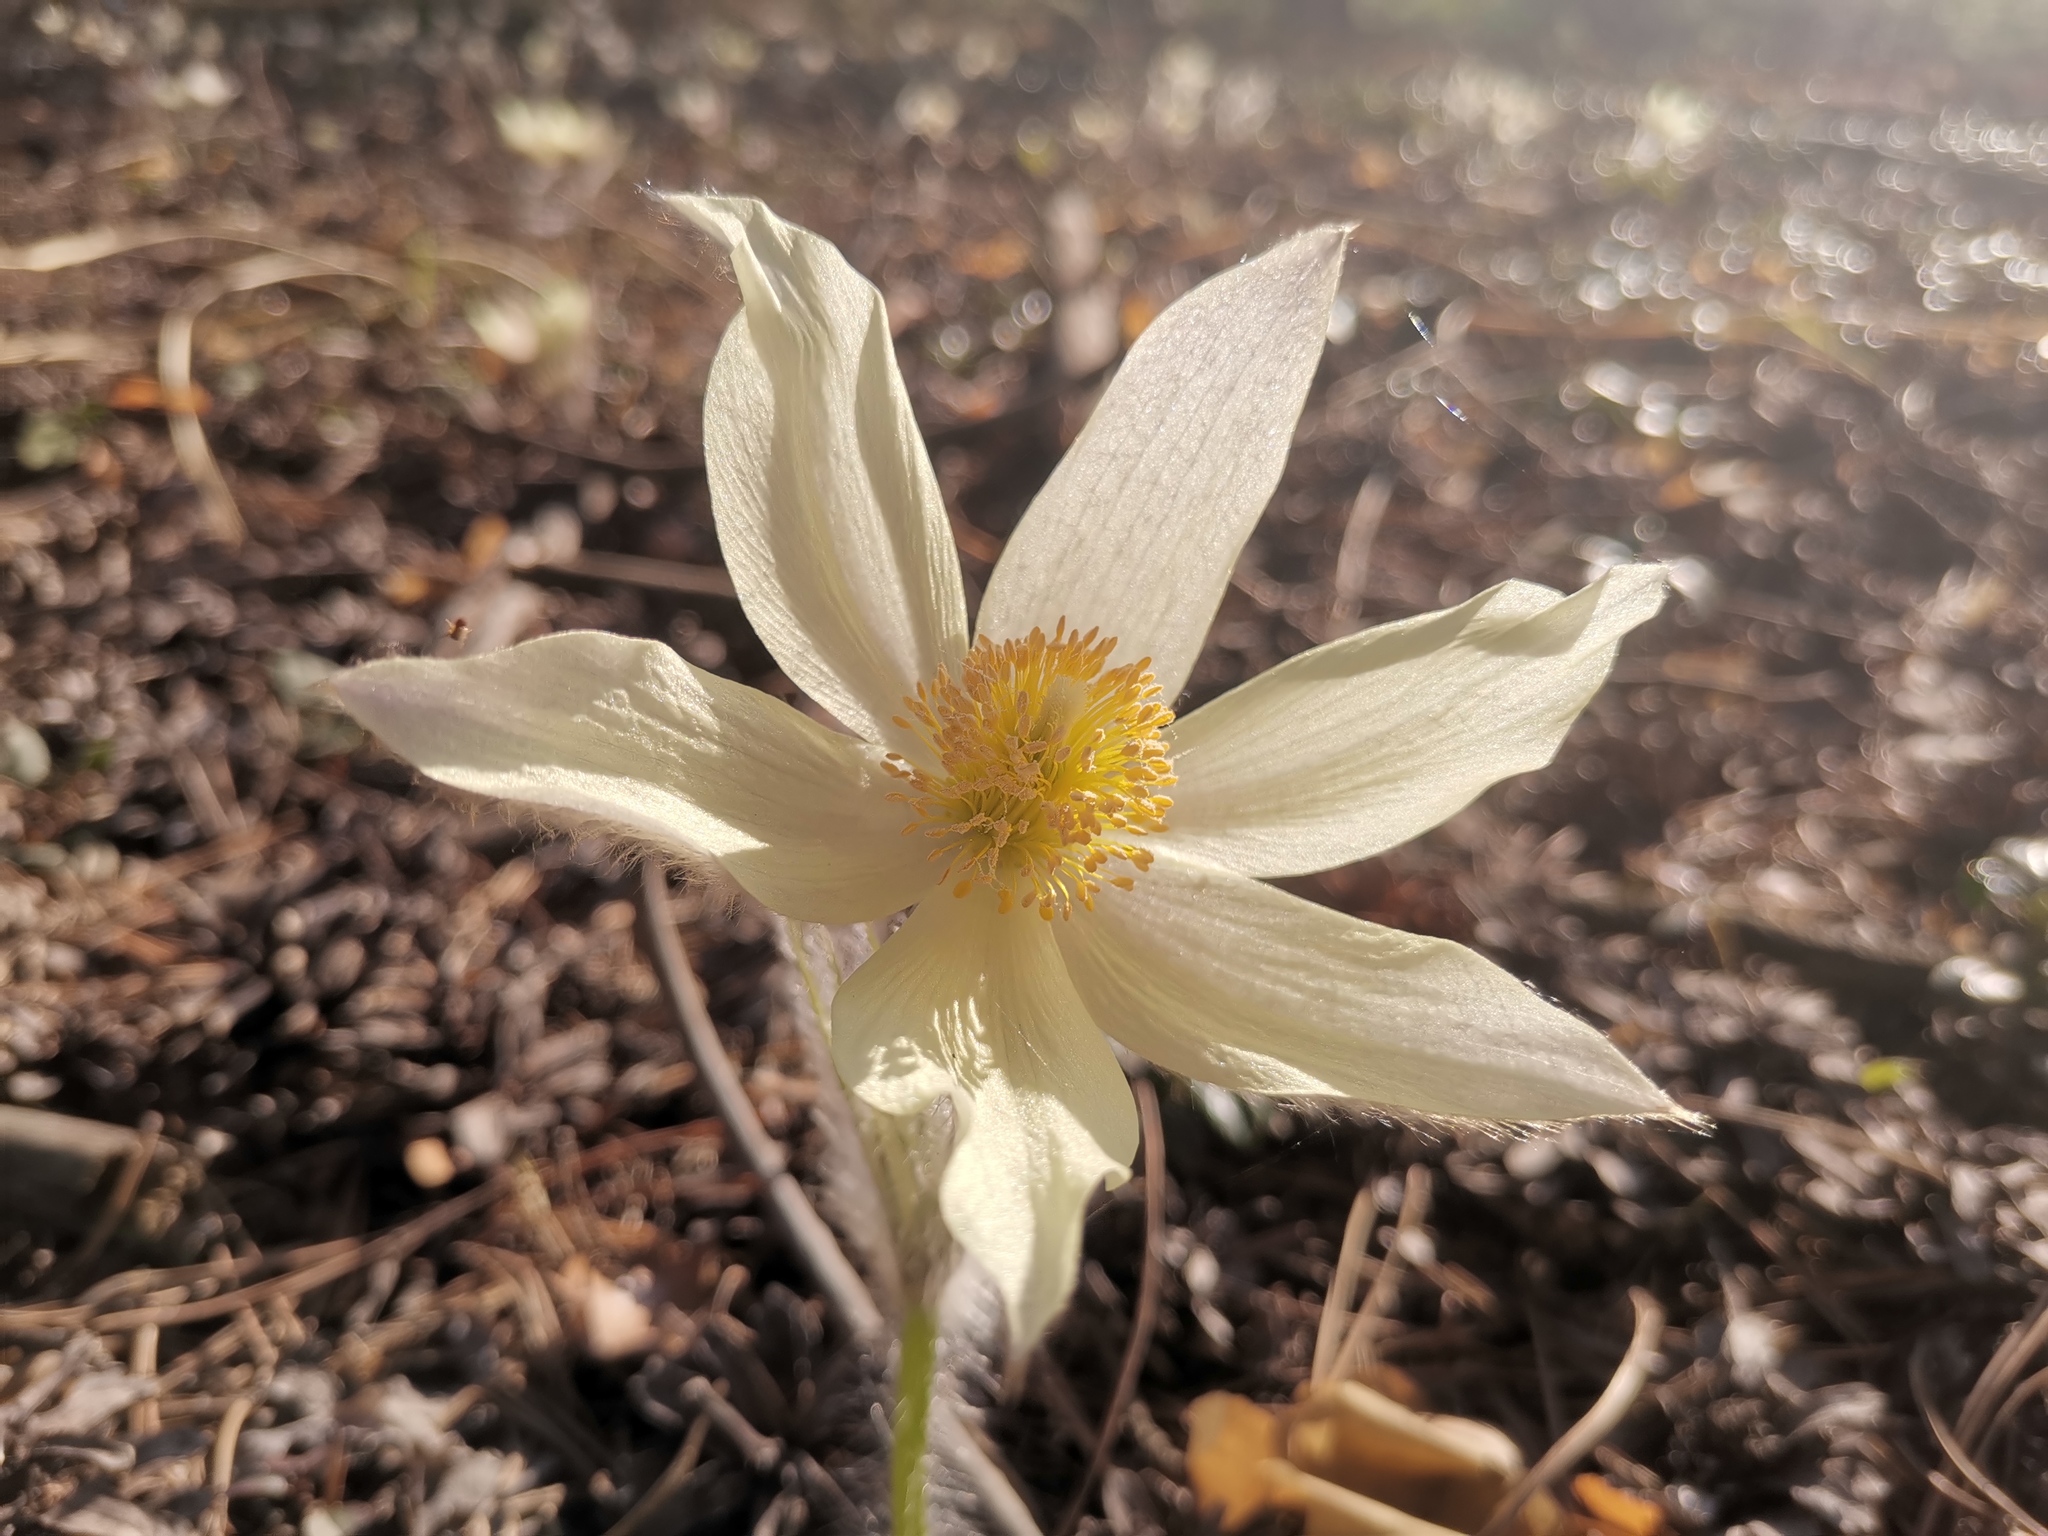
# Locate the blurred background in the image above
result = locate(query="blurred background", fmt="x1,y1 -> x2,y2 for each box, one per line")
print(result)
7,2 -> 2048,1535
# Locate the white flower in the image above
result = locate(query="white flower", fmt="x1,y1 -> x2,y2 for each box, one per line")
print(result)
331,197 -> 1681,1349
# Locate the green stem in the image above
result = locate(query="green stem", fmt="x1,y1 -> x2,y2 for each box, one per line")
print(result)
891,1302 -> 938,1536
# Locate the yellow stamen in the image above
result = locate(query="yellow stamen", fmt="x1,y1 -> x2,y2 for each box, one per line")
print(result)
885,619 -> 1175,919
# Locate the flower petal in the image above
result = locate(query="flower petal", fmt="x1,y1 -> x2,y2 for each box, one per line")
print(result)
831,890 -> 1137,1347
330,631 -> 934,924
1162,564 -> 1668,877
974,226 -> 1347,699
1058,849 -> 1679,1123
670,194 -> 969,743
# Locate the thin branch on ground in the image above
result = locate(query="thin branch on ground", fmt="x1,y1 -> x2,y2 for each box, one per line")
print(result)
639,865 -> 885,1343
1475,1288 -> 1666,1536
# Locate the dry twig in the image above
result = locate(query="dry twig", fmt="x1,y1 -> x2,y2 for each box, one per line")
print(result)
1475,1288 -> 1665,1536
639,866 -> 884,1342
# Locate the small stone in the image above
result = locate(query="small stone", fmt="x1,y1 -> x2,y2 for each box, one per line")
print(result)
450,1093 -> 513,1168
404,1136 -> 457,1189
1182,1243 -> 1221,1299
1504,1137 -> 1566,1181
555,1256 -> 655,1361
0,718 -> 51,787
7,1071 -> 62,1104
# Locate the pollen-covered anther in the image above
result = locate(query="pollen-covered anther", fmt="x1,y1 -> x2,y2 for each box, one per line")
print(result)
885,620 -> 1175,918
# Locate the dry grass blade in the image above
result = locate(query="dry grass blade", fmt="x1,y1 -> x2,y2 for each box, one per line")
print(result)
1984,1362 -> 2048,1445
1955,1297 -> 2048,1452
1911,1337 -> 2048,1536
127,1323 -> 160,1437
70,224 -> 535,550
543,550 -> 735,597
1333,1164 -> 1432,1381
1925,1471 -> 2001,1521
638,866 -> 884,1342
749,1489 -> 802,1536
0,221 -> 233,271
1474,1288 -> 1665,1536
3,221 -> 574,548
161,250 -> 399,545
1312,1185 -> 1379,1387
1055,1076 -> 1167,1536
603,1414 -> 710,1536
203,1394 -> 255,1536
434,231 -> 574,298
0,1175 -> 504,1333
1324,469 -> 1393,638
1913,1296 -> 2048,1536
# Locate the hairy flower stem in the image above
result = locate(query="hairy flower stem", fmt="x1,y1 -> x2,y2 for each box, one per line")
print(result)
892,1301 -> 938,1536
781,923 -> 958,1536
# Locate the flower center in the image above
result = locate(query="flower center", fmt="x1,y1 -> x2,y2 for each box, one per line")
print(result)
886,620 -> 1175,919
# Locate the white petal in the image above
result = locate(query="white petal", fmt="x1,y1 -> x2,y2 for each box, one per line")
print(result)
1163,564 -> 1668,877
831,890 -> 1137,1347
330,632 -> 934,924
671,195 -> 968,743
1058,849 -> 1679,1123
975,226 -> 1347,699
